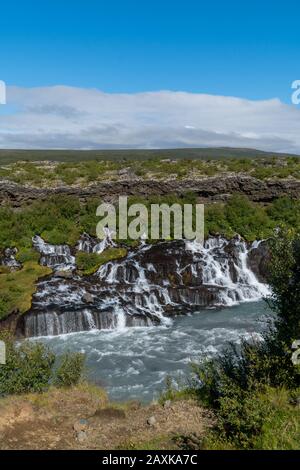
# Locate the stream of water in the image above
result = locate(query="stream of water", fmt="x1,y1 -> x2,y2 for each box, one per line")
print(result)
37,300 -> 271,402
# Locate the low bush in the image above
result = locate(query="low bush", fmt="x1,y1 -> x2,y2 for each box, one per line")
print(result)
0,331 -> 85,396
53,352 -> 85,388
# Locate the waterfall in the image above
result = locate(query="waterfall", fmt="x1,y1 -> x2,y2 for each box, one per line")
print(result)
83,309 -> 97,330
194,237 -> 270,305
77,228 -> 116,254
21,236 -> 270,337
32,235 -> 75,271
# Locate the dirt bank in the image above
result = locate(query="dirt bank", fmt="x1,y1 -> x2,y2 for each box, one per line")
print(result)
0,384 -> 213,450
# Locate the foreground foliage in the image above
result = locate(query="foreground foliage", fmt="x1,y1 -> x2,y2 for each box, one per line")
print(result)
0,331 -> 85,396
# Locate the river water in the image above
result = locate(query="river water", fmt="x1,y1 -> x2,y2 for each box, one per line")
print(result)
37,300 -> 271,402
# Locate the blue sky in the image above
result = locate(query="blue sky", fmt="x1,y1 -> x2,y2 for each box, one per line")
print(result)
1,1 -> 300,151
1,0 -> 299,102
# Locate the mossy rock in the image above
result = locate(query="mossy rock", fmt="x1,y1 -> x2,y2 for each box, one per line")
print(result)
0,261 -> 52,320
76,247 -> 127,276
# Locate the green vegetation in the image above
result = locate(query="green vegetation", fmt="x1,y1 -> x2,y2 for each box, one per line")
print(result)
173,228 -> 300,450
0,196 -> 100,320
200,386 -> 300,450
1,192 -> 285,253
0,331 -> 85,396
0,147 -> 295,165
2,193 -> 300,320
76,247 -> 127,275
120,194 -> 300,242
206,195 -> 275,240
0,192 -> 300,318
1,154 -> 300,187
0,195 -> 100,250
0,261 -> 52,320
52,352 -> 85,388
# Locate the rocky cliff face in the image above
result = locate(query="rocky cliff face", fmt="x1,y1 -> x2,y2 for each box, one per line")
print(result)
1,176 -> 300,207
13,235 -> 270,338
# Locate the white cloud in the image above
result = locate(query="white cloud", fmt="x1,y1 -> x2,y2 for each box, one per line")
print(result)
0,85 -> 300,153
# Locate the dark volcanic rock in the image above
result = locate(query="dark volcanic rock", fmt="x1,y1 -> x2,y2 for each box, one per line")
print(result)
1,176 -> 300,207
0,247 -> 22,271
13,236 -> 270,338
247,240 -> 271,282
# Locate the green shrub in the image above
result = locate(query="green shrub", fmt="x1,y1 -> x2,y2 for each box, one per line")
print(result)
2,193 -> 300,253
0,333 -> 55,395
0,331 -> 85,396
201,386 -> 300,450
16,247 -> 40,263
53,352 -> 85,388
204,195 -> 275,240
224,195 -> 274,240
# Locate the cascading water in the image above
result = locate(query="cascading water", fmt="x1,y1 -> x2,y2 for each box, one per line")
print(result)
18,235 -> 270,337
32,235 -> 75,271
77,228 -> 116,254
187,237 -> 270,306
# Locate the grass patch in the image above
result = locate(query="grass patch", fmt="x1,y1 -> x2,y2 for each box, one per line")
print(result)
76,247 -> 127,275
20,381 -> 108,411
0,261 -> 52,320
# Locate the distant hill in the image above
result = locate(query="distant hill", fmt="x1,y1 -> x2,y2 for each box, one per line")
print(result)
0,147 -> 299,164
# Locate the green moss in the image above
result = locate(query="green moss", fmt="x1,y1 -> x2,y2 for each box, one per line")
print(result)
0,261 -> 52,320
76,247 -> 127,275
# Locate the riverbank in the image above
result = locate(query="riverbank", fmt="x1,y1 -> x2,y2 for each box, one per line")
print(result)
0,383 -> 213,450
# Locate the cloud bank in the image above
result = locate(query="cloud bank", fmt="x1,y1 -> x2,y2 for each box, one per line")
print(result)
0,86 -> 300,153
